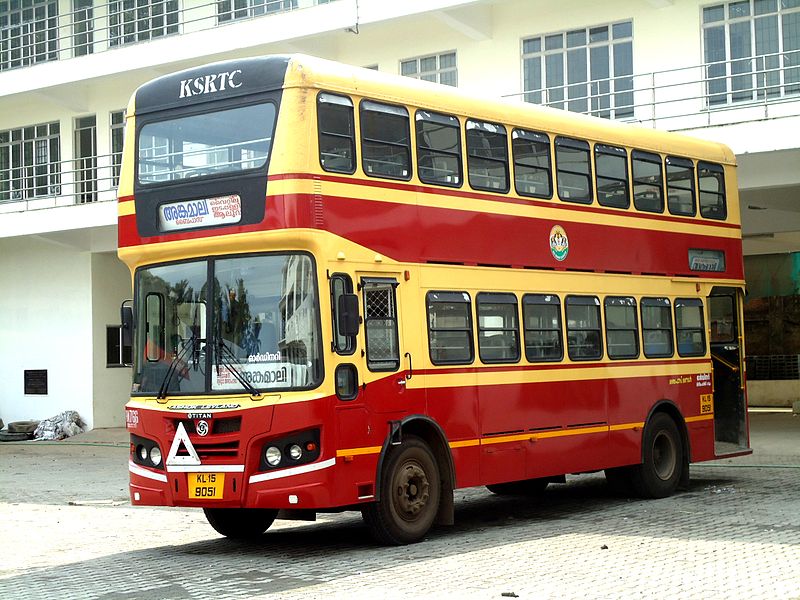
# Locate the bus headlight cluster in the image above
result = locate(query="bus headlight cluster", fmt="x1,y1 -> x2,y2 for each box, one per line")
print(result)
259,430 -> 321,471
131,435 -> 165,470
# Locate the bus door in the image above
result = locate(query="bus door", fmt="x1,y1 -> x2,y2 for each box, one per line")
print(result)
708,287 -> 749,454
357,275 -> 409,415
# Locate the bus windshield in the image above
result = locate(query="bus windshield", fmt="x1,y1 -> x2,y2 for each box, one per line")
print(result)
132,253 -> 322,395
137,103 -> 275,184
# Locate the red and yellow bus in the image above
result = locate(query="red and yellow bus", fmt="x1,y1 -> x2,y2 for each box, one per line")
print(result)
119,54 -> 750,545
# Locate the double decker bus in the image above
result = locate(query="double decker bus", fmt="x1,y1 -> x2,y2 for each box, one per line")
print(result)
119,54 -> 750,545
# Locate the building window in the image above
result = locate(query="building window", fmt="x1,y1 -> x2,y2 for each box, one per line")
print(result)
0,0 -> 58,71
0,122 -> 61,202
400,52 -> 457,87
703,0 -> 800,105
74,115 -> 97,204
73,0 -> 94,57
109,0 -> 179,47
111,110 -> 125,187
218,0 -> 297,23
522,21 -> 633,118
107,325 -> 133,367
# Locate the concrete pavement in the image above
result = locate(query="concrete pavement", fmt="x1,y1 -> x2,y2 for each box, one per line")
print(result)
0,412 -> 798,599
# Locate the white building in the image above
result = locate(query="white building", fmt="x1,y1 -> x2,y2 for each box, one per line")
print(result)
2,0 -> 799,429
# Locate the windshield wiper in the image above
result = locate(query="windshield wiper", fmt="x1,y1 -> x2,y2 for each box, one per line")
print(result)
214,336 -> 261,398
156,336 -> 199,400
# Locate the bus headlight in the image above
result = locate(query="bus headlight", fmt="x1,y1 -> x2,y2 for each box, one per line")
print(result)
265,446 -> 282,466
138,445 -> 148,461
149,446 -> 162,466
288,444 -> 303,461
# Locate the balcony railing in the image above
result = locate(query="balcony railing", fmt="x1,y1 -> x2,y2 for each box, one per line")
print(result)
509,50 -> 800,132
0,152 -> 120,212
0,0 -> 338,72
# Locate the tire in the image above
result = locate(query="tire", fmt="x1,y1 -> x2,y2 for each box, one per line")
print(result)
203,508 -> 278,540
486,478 -> 549,496
8,420 -> 39,434
362,435 -> 441,545
630,412 -> 684,499
0,431 -> 30,442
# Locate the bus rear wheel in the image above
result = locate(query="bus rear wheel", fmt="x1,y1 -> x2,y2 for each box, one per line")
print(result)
362,435 -> 441,545
203,508 -> 278,540
486,478 -> 549,496
631,412 -> 684,499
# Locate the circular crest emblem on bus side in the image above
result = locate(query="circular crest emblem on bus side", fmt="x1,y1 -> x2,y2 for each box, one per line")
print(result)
549,225 -> 569,261
196,420 -> 210,437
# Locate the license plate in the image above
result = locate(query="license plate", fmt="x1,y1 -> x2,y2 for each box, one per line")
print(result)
188,473 -> 225,499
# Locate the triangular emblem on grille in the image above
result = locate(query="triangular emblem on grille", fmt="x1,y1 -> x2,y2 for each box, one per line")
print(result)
166,422 -> 201,467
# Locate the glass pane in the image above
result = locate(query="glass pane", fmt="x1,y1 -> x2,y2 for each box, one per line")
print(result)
138,103 -> 275,184
703,5 -> 725,23
612,21 -> 633,38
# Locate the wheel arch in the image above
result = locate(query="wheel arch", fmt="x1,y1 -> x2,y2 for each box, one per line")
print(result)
643,399 -> 691,489
374,414 -> 455,526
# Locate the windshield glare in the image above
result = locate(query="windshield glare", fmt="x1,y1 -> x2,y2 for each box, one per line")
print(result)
132,254 -> 322,395
138,103 -> 275,184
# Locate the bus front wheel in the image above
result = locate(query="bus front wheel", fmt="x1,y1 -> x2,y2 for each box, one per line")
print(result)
362,435 -> 441,545
631,412 -> 684,499
203,508 -> 278,540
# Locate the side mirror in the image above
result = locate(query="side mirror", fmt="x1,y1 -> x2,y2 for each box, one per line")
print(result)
337,293 -> 360,337
121,301 -> 134,347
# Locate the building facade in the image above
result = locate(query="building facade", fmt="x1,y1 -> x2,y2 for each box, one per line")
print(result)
1,0 -> 799,428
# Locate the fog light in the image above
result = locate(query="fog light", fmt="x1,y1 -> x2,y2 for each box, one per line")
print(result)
149,446 -> 162,466
288,444 -> 303,461
265,446 -> 282,467
138,445 -> 147,461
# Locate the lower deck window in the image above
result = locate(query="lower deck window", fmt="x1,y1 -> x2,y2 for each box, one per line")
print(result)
675,298 -> 706,357
566,296 -> 602,360
477,293 -> 520,363
426,291 -> 473,365
363,279 -> 400,371
641,297 -> 674,358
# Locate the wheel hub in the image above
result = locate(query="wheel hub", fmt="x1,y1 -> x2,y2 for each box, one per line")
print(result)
394,462 -> 430,517
653,431 -> 677,480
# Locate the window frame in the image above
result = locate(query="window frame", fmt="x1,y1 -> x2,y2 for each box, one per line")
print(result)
594,143 -> 630,209
675,297 -> 707,357
362,278 -> 401,372
466,119 -> 510,193
359,100 -> 412,181
512,128 -> 553,199
555,136 -> 593,204
632,149 -> 665,213
522,294 -> 563,362
604,296 -> 639,360
666,155 -> 697,217
318,92 -> 357,175
698,161 -> 728,220
565,295 -> 604,361
415,110 -> 463,188
426,291 -> 474,366
476,292 -> 521,364
641,297 -> 674,358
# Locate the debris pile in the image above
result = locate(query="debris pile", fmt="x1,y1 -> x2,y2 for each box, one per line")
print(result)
33,411 -> 86,441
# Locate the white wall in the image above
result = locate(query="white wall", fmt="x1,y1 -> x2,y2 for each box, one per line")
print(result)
0,237 -> 94,427
91,252 -> 133,428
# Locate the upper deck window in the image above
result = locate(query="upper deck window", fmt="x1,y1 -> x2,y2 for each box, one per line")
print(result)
466,120 -> 509,193
416,111 -> 462,187
318,93 -> 356,174
595,144 -> 629,208
698,161 -> 727,220
137,103 -> 275,185
666,156 -> 696,217
512,129 -> 552,199
360,100 -> 411,180
632,150 -> 664,213
555,137 -> 592,204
